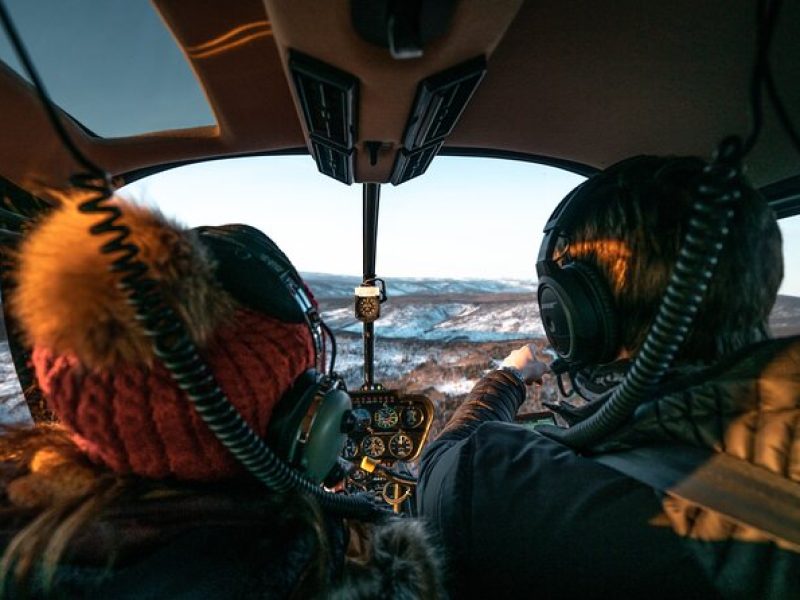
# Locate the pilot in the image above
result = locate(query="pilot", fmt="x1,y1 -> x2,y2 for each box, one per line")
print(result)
417,155 -> 799,598
0,196 -> 443,598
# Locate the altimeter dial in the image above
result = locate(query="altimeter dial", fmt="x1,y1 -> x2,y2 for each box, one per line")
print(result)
361,435 -> 386,458
389,433 -> 414,459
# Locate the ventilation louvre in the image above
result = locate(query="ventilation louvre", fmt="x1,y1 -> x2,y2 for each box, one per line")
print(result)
401,56 -> 486,150
311,140 -> 355,185
390,142 -> 443,185
392,56 -> 486,185
289,51 -> 359,184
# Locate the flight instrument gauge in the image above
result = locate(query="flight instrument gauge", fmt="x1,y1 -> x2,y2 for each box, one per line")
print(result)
402,407 -> 425,429
361,435 -> 385,458
373,406 -> 399,429
389,433 -> 414,459
343,437 -> 359,459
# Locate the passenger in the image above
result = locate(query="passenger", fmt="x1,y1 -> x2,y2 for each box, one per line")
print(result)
418,155 -> 799,598
0,198 -> 443,598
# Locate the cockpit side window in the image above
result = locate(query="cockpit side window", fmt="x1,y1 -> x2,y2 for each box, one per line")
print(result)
772,214 -> 800,336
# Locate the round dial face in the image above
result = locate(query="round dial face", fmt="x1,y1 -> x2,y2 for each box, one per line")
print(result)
343,437 -> 359,459
360,297 -> 380,319
389,433 -> 414,459
373,406 -> 399,429
361,435 -> 386,458
402,407 -> 425,429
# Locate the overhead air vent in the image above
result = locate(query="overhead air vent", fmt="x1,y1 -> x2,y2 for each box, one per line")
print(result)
289,52 -> 359,184
392,56 -> 487,185
390,142 -> 443,185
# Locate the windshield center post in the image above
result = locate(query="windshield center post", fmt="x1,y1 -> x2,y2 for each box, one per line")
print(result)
358,182 -> 384,390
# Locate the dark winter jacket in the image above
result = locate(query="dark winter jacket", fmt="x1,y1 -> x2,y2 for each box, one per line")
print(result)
0,487 -> 445,599
418,336 -> 800,599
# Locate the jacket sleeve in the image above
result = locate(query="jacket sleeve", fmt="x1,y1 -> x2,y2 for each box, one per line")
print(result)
416,370 -> 525,530
435,369 -> 526,443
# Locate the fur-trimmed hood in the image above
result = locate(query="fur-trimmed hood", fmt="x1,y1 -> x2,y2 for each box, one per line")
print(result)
10,195 -> 234,371
331,518 -> 447,599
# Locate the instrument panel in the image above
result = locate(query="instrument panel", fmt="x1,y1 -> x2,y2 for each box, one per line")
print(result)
342,390 -> 434,512
344,391 -> 433,462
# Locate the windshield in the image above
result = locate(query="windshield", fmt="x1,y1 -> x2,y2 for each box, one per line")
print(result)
118,155 -> 800,437
119,156 -> 583,434
2,156 -> 797,434
119,156 -> 584,280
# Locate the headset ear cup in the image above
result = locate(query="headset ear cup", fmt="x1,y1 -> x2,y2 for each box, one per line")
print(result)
538,274 -> 582,361
301,386 -> 351,483
266,371 -> 352,484
571,262 -> 620,363
267,370 -> 321,464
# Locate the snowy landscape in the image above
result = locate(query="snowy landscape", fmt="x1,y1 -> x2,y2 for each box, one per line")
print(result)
1,273 -> 799,436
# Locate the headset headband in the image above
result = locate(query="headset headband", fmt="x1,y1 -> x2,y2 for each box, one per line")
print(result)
537,156 -> 673,270
536,176 -> 612,273
195,225 -> 325,372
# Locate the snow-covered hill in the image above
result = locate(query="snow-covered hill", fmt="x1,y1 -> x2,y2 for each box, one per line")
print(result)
302,272 -> 537,299
0,275 -> 797,429
0,342 -> 31,425
319,295 -> 542,342
305,273 -> 543,342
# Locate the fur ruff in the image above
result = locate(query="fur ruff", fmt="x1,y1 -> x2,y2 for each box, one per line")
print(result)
334,519 -> 447,599
10,195 -> 234,371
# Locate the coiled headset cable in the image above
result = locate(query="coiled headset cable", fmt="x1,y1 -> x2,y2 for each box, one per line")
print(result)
542,137 -> 743,448
544,0 -> 797,449
0,2 -> 386,520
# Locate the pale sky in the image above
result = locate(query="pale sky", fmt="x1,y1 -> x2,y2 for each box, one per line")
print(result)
120,155 -> 800,297
119,156 -> 584,281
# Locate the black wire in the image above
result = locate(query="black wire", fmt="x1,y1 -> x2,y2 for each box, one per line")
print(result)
743,0 -> 783,156
0,0 -> 384,520
765,69 -> 800,156
321,319 -> 338,375
0,1 -> 102,177
754,0 -> 800,157
543,137 -> 743,448
567,371 -> 595,403
556,372 -> 575,398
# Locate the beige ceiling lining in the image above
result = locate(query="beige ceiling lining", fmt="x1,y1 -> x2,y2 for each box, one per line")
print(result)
0,1 -> 796,194
448,0 -> 800,187
0,0 -> 304,194
264,0 -> 523,183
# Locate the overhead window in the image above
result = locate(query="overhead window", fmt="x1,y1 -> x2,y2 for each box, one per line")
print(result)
0,0 -> 216,137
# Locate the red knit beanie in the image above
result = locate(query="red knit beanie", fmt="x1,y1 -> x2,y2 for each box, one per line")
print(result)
12,197 -> 316,481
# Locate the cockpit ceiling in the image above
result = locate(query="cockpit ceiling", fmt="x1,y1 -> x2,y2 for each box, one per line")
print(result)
0,1 -> 217,138
0,0 -> 797,196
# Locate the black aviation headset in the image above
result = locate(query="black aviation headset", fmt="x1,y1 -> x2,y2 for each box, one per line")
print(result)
535,149 -> 747,449
0,1 -> 383,517
536,171 -> 622,368
536,157 -> 704,370
195,224 -> 353,485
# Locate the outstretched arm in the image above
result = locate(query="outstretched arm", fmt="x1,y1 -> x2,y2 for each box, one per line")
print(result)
436,343 -> 549,443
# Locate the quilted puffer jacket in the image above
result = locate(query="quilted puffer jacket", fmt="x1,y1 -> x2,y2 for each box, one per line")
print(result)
418,336 -> 800,599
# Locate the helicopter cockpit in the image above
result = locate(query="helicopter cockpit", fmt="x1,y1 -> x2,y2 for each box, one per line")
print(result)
0,0 -> 798,595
